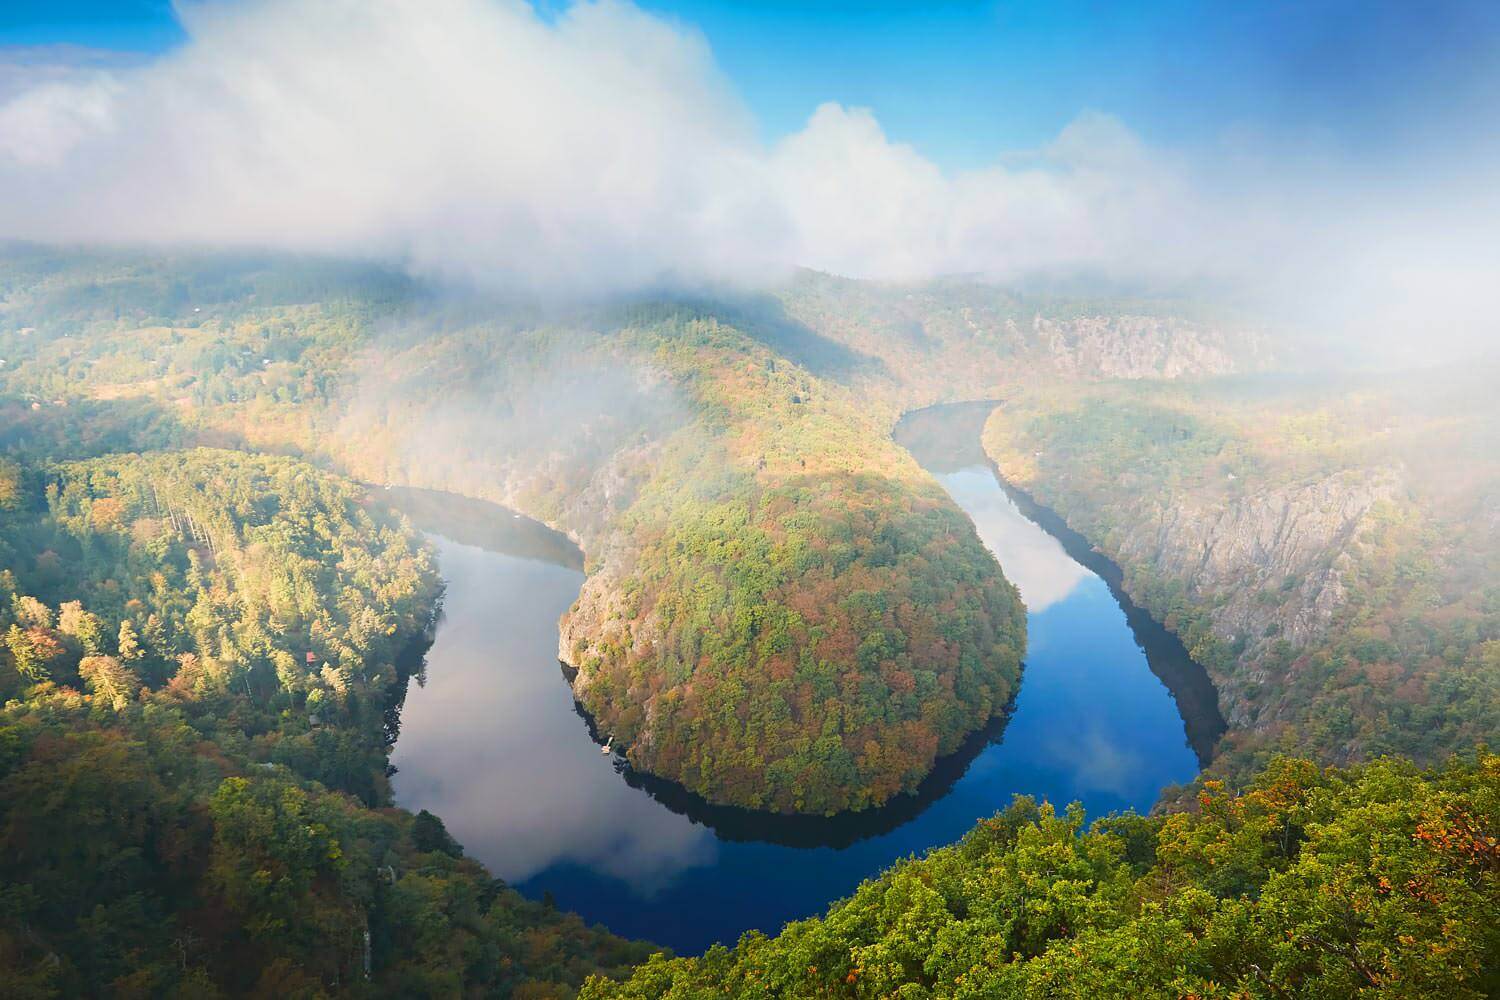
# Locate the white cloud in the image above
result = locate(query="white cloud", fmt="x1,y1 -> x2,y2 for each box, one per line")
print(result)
0,44 -> 142,104
0,0 -> 1496,360
0,0 -> 789,293
0,0 -> 1210,291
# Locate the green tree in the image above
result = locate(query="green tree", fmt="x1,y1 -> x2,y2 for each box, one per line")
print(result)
116,619 -> 143,662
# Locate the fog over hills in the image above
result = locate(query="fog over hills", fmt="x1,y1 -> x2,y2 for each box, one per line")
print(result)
1,0 -> 1497,363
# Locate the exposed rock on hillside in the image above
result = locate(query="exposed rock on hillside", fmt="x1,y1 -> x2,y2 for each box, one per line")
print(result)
980,369 -> 1498,782
775,271 -> 1274,393
1030,314 -> 1272,380
1108,469 -> 1402,727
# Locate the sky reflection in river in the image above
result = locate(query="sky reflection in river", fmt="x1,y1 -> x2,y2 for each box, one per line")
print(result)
939,466 -> 1091,612
390,539 -> 717,894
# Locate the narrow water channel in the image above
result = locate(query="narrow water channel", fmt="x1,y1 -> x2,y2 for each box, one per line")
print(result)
390,403 -> 1224,954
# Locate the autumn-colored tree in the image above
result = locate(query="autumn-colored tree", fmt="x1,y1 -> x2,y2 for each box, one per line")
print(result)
4,624 -> 63,682
0,458 -> 20,510
78,655 -> 139,710
89,495 -> 127,531
11,595 -> 52,629
57,601 -> 106,655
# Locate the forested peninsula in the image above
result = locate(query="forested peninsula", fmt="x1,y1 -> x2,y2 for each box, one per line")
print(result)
1,250 -> 1031,815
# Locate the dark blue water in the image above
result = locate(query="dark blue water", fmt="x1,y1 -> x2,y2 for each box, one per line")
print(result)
390,404 -> 1224,954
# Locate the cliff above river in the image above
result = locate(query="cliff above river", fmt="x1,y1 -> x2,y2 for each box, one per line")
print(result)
981,373 -> 1500,780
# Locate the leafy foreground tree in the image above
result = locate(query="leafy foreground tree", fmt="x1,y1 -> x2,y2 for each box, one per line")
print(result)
583,754 -> 1499,1000
0,707 -> 655,997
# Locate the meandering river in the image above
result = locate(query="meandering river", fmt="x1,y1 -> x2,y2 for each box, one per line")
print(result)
390,402 -> 1225,954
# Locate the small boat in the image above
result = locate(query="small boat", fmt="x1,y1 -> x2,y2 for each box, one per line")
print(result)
601,737 -> 613,755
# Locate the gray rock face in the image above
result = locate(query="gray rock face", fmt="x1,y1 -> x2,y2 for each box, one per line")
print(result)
1108,469 -> 1402,726
1030,315 -> 1272,380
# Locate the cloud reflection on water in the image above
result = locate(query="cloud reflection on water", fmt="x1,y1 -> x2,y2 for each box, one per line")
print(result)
1043,727 -> 1148,799
389,425 -> 1215,952
391,537 -> 717,895
936,467 -> 1090,612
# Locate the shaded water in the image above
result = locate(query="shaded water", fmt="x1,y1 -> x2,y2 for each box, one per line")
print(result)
390,403 -> 1224,954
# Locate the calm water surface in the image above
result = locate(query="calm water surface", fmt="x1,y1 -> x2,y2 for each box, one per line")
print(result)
391,404 -> 1224,954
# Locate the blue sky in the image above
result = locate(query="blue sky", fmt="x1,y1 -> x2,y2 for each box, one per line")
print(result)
3,0 -> 1497,170
0,0 -> 183,51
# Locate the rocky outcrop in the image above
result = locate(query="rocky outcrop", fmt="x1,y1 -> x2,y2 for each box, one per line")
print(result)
992,448 -> 1404,734
1029,314 -> 1272,380
1124,472 -> 1397,643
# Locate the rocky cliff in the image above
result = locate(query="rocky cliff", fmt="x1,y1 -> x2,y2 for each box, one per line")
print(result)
1028,314 -> 1274,380
1105,469 -> 1402,728
980,399 -> 1408,736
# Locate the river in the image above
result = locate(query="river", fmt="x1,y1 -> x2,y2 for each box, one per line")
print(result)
389,402 -> 1225,954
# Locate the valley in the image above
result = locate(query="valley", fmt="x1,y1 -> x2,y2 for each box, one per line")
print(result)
1,3 -> 1496,994
0,248 -> 1494,996
389,401 -> 1219,954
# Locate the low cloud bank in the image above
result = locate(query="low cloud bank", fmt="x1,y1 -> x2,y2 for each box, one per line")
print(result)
0,0 -> 1495,359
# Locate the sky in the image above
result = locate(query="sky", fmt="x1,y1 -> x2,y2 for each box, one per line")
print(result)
645,0 -> 1500,173
0,1 -> 1497,356
5,0 -> 1497,169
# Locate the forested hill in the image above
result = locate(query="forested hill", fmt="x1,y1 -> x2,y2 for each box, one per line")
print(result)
0,449 -> 654,995
979,371 -> 1500,793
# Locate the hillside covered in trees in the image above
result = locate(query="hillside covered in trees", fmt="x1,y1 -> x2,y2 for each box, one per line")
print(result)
0,448 -> 653,995
979,371 -> 1500,792
0,248 -> 1027,815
